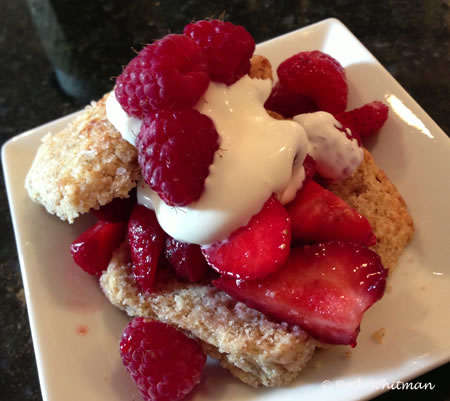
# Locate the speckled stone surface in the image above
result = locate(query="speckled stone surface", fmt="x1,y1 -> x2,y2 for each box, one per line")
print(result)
0,1 -> 449,400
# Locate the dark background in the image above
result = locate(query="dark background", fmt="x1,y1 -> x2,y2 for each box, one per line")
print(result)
1,0 -> 449,400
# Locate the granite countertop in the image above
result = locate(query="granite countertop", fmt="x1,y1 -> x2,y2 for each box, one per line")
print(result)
1,1 -> 449,400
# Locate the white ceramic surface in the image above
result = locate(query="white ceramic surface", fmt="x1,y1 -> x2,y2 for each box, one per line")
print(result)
3,18 -> 450,401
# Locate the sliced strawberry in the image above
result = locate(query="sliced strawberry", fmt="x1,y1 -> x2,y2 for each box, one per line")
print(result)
91,190 -> 137,222
128,205 -> 166,293
287,180 -> 376,246
213,241 -> 387,346
201,196 -> 291,280
165,237 -> 209,282
70,220 -> 127,276
155,252 -> 178,284
335,101 -> 389,138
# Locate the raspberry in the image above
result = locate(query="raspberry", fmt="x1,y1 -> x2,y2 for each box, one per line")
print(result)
137,109 -> 220,206
70,220 -> 127,276
264,82 -> 318,118
120,318 -> 206,401
128,205 -> 166,293
115,34 -> 209,118
184,19 -> 255,85
335,101 -> 389,138
277,51 -> 348,114
164,237 -> 209,282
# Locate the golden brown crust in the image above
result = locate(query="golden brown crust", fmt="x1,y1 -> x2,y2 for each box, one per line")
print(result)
249,55 -> 273,80
329,149 -> 414,270
100,242 -> 316,388
25,94 -> 139,223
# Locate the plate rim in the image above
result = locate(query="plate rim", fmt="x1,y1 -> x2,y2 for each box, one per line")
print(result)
3,17 -> 450,401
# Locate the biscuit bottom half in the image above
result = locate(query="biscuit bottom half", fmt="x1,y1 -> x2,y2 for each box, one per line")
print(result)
100,150 -> 414,388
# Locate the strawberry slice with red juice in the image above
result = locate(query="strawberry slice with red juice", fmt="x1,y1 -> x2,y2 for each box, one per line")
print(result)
165,237 -> 209,282
213,241 -> 387,346
70,220 -> 127,276
286,179 -> 376,246
201,196 -> 291,280
128,204 -> 166,293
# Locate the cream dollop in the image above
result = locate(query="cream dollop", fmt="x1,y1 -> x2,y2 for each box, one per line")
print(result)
105,77 -> 364,246
106,91 -> 142,146
294,112 -> 363,180
137,76 -> 308,245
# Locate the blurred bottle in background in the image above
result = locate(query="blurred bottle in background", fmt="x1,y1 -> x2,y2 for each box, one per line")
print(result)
25,0 -> 163,100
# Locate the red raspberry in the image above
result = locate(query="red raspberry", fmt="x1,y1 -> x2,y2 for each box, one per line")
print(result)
128,205 -> 166,293
277,51 -> 348,114
115,34 -> 209,118
264,82 -> 318,118
120,318 -> 206,401
70,220 -> 127,276
137,109 -> 220,206
164,237 -> 209,282
184,19 -> 255,85
335,101 -> 389,138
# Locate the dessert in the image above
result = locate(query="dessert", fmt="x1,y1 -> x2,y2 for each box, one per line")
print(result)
25,19 -> 414,400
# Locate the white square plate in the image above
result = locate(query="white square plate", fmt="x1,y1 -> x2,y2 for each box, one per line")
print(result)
3,18 -> 450,401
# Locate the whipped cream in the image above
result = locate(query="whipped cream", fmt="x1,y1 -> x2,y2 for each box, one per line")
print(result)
106,77 -> 363,245
106,92 -> 142,146
137,76 -> 308,244
294,112 -> 363,181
